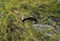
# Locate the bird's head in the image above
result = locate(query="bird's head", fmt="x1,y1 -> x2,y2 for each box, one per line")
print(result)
21,16 -> 25,20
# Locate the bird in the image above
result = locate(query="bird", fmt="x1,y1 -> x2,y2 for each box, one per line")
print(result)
22,16 -> 38,24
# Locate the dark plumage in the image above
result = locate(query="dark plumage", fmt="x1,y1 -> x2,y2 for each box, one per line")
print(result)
22,16 -> 38,24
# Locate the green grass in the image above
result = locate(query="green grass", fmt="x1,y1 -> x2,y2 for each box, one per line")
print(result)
0,0 -> 60,41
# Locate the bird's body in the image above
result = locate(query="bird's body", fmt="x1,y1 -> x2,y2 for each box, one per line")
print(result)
22,16 -> 38,24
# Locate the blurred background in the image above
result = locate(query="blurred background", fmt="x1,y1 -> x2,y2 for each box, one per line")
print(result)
0,0 -> 60,41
